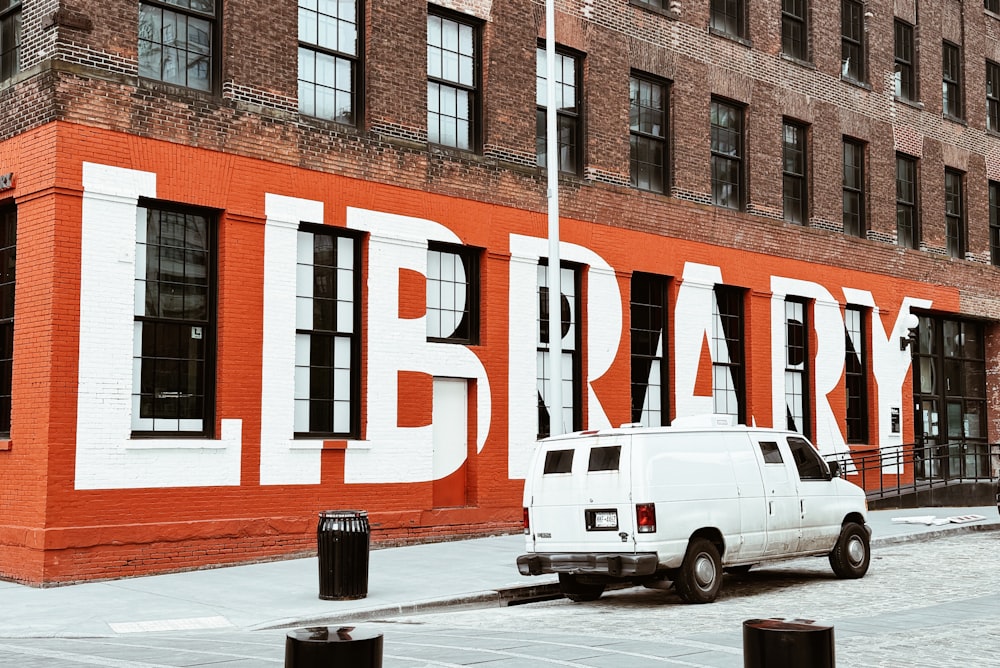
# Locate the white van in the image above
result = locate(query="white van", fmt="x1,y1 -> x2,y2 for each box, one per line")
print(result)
516,416 -> 871,603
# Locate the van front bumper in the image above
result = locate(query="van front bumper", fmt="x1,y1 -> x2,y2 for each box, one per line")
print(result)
517,552 -> 659,578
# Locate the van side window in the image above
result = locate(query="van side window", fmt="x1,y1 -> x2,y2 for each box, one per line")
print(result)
588,446 -> 621,471
787,436 -> 827,480
759,441 -> 783,464
543,449 -> 574,474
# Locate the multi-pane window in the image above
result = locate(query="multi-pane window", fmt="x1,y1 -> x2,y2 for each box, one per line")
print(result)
631,273 -> 669,427
536,47 -> 582,175
987,61 -> 1000,132
711,0 -> 746,39
896,154 -> 918,249
782,0 -> 808,61
990,181 -> 1000,265
138,0 -> 216,92
632,0 -> 667,10
294,227 -> 360,437
711,99 -> 744,210
945,169 -> 965,258
841,0 -> 864,83
133,207 -> 214,434
783,121 -> 808,225
712,286 -> 745,424
427,11 -> 478,150
0,207 -> 14,436
942,42 -> 963,119
843,138 -> 865,237
894,20 -> 915,101
785,300 -> 809,437
630,74 -> 668,193
844,306 -> 867,443
427,243 -> 478,343
0,1 -> 20,82
298,0 -> 358,124
537,263 -> 580,438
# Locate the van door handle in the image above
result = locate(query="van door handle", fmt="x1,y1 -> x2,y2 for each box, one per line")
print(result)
800,499 -> 805,517
768,501 -> 773,515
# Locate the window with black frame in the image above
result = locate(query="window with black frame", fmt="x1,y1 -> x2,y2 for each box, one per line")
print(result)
536,46 -> 581,175
990,180 -> 1000,265
843,138 -> 865,237
894,20 -> 915,101
427,10 -> 478,151
784,299 -> 810,437
631,273 -> 669,427
294,226 -> 360,438
988,61 -> 1000,132
896,153 -> 918,249
630,73 -> 668,194
138,0 -> 217,92
989,0 -> 1000,14
712,285 -> 745,423
132,206 -> 214,435
841,0 -> 865,83
782,0 -> 808,61
0,1 -> 20,82
711,0 -> 746,39
711,99 -> 744,210
942,41 -> 963,119
427,243 -> 479,344
0,206 -> 13,436
945,168 -> 965,258
298,0 -> 358,124
536,263 -> 580,438
844,306 -> 868,444
783,120 -> 808,225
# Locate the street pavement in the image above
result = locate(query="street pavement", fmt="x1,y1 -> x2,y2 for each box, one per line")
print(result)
0,505 -> 996,667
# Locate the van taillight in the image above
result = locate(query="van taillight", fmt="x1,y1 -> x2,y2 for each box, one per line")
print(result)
636,503 -> 656,533
523,507 -> 530,534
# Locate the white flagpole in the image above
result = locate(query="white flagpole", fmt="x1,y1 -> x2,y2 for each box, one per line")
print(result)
544,0 -> 563,437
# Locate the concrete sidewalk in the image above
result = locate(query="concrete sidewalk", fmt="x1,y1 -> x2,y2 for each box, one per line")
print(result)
0,505 -> 996,638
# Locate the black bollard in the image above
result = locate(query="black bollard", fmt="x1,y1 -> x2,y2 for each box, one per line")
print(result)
743,618 -> 834,668
285,626 -> 383,668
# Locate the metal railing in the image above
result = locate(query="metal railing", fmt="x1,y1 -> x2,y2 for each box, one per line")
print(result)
824,441 -> 995,501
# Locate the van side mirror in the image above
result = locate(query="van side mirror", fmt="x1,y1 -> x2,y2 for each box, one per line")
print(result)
828,460 -> 841,478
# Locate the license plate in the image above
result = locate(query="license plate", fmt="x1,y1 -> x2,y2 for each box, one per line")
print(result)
586,509 -> 618,531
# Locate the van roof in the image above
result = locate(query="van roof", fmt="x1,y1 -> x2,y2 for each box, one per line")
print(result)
541,415 -> 799,442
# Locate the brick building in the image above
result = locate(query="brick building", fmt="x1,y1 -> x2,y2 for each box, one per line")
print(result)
0,0 -> 998,584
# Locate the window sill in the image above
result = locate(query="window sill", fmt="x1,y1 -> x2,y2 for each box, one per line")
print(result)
629,0 -> 680,20
840,76 -> 872,91
125,440 -> 227,450
0,439 -> 10,451
781,53 -> 815,69
289,439 -> 371,451
943,114 -> 967,126
708,27 -> 752,48
894,96 -> 923,110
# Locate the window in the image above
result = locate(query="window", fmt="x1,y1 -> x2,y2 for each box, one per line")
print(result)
711,99 -> 744,210
787,436 -> 827,480
989,0 -> 1000,14
133,206 -> 215,434
843,138 -> 865,237
942,42 -> 963,119
543,449 -> 574,474
988,61 -> 1000,132
537,263 -> 580,438
712,286 -> 745,423
945,169 -> 965,258
536,46 -> 581,175
294,227 -> 360,437
632,0 -> 667,10
427,10 -> 478,150
138,0 -> 217,92
896,154 -> 918,249
0,1 -> 20,82
298,0 -> 359,124
759,441 -> 783,464
783,121 -> 808,225
894,20 -> 915,101
0,206 -> 13,436
588,446 -> 621,472
711,0 -> 746,39
631,273 -> 669,427
844,306 -> 868,443
630,74 -> 668,193
784,299 -> 809,437
427,243 -> 479,343
990,181 -> 1000,265
782,0 -> 808,61
841,0 -> 865,83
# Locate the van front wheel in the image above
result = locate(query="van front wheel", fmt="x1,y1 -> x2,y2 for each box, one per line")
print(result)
675,538 -> 722,604
828,522 -> 870,579
558,573 -> 605,602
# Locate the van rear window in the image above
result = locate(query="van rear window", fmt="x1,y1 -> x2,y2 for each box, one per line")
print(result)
588,446 -> 621,471
543,449 -> 574,474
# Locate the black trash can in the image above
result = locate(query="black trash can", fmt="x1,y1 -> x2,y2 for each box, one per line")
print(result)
285,626 -> 382,668
743,618 -> 834,668
317,510 -> 370,600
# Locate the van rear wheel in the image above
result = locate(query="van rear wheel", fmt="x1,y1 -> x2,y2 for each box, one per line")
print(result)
558,573 -> 606,602
828,522 -> 870,579
675,538 -> 722,604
